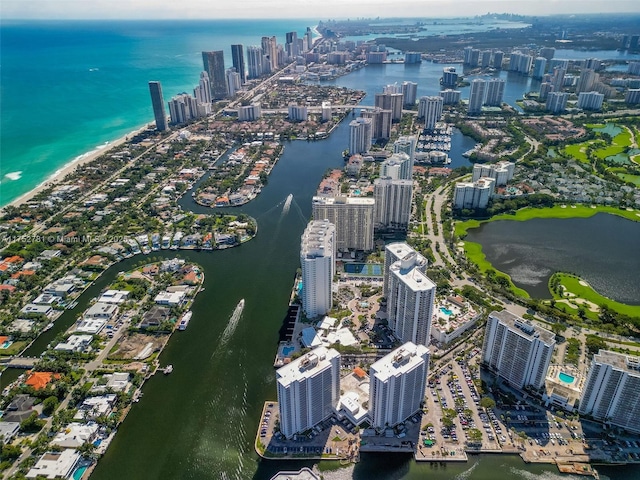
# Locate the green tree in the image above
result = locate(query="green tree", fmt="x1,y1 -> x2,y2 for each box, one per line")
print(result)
42,396 -> 59,416
586,335 -> 606,354
480,396 -> 496,410
551,323 -> 567,337
19,412 -> 45,433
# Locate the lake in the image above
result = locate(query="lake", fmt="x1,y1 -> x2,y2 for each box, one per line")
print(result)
465,213 -> 640,304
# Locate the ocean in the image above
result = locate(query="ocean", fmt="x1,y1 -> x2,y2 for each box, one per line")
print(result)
0,19 -> 316,206
3,19 -> 639,207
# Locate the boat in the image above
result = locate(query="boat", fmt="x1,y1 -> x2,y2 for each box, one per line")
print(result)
43,322 -> 54,331
162,365 -> 173,375
178,311 -> 192,331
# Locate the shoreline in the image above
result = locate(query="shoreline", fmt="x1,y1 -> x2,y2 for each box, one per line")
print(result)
1,123 -> 151,210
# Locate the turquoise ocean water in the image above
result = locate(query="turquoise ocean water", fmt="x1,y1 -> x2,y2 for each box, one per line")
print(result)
0,19 -> 316,206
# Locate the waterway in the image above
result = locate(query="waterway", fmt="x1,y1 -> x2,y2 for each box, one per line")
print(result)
465,214 -> 640,304
88,122 -> 637,478
5,65 -> 639,480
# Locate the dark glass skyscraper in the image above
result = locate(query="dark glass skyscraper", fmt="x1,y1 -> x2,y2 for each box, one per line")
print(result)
202,51 -> 227,100
231,44 -> 246,85
148,81 -> 168,131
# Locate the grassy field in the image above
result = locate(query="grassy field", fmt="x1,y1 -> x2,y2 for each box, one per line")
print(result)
455,205 -> 640,238
549,273 -> 640,319
617,173 -> 640,186
563,123 -> 633,163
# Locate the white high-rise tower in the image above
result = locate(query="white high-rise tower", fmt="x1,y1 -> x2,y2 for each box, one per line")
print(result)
300,220 -> 335,319
277,347 -> 341,438
369,342 -> 429,429
387,251 -> 436,346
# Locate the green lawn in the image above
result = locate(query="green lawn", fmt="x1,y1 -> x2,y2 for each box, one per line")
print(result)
550,273 -> 640,319
0,340 -> 28,356
564,144 -> 588,163
617,173 -> 640,186
456,206 -> 640,236
564,123 -> 632,163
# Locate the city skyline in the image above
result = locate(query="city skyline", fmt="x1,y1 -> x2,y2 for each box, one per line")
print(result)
3,0 -> 639,20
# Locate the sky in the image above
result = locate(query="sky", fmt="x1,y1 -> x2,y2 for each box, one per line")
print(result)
2,0 -> 639,20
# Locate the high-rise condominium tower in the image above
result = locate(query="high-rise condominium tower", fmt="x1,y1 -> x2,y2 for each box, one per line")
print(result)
148,81 -> 168,132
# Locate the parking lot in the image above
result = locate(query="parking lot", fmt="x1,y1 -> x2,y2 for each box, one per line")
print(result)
256,402 -> 359,460
421,349 -> 511,459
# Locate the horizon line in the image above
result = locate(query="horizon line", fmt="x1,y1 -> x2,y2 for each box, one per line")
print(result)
3,12 -> 640,21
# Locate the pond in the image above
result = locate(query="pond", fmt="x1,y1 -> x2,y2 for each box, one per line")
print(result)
465,213 -> 640,304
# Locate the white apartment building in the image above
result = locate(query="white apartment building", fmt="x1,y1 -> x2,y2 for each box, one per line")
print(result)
484,78 -> 505,106
311,196 -> 375,252
321,101 -> 332,122
482,310 -> 555,390
373,178 -> 413,231
288,103 -> 308,121
453,177 -> 495,210
471,161 -> 515,186
349,117 -> 373,155
577,91 -> 604,111
383,242 -> 428,298
468,79 -> 486,114
579,350 -> 640,434
380,152 -> 412,180
393,136 -> 417,163
300,220 -> 335,319
387,252 -> 436,346
418,96 -> 443,130
401,81 -> 418,106
276,347 -> 341,438
369,342 -> 429,429
360,107 -> 392,140
238,104 -> 262,121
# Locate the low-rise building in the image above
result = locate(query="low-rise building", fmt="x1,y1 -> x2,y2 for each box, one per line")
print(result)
51,422 -> 99,448
74,394 -> 117,420
154,290 -> 186,306
85,302 -> 118,320
430,296 -> 480,344
98,289 -> 130,304
26,450 -> 82,479
54,334 -> 93,352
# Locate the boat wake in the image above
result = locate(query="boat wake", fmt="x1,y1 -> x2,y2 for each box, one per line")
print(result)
281,193 -> 293,215
218,299 -> 245,349
455,460 -> 479,480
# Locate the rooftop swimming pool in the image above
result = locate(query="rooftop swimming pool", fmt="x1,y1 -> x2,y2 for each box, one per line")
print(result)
559,372 -> 575,384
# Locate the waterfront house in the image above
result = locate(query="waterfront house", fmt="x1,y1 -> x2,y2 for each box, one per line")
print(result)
73,394 -> 117,421
54,334 -> 93,353
26,449 -> 81,479
154,290 -> 186,307
140,306 -> 170,329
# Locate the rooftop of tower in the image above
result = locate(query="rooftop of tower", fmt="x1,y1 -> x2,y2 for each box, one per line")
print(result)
489,310 -> 556,345
594,349 -> 640,374
276,346 -> 340,387
370,342 -> 429,382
